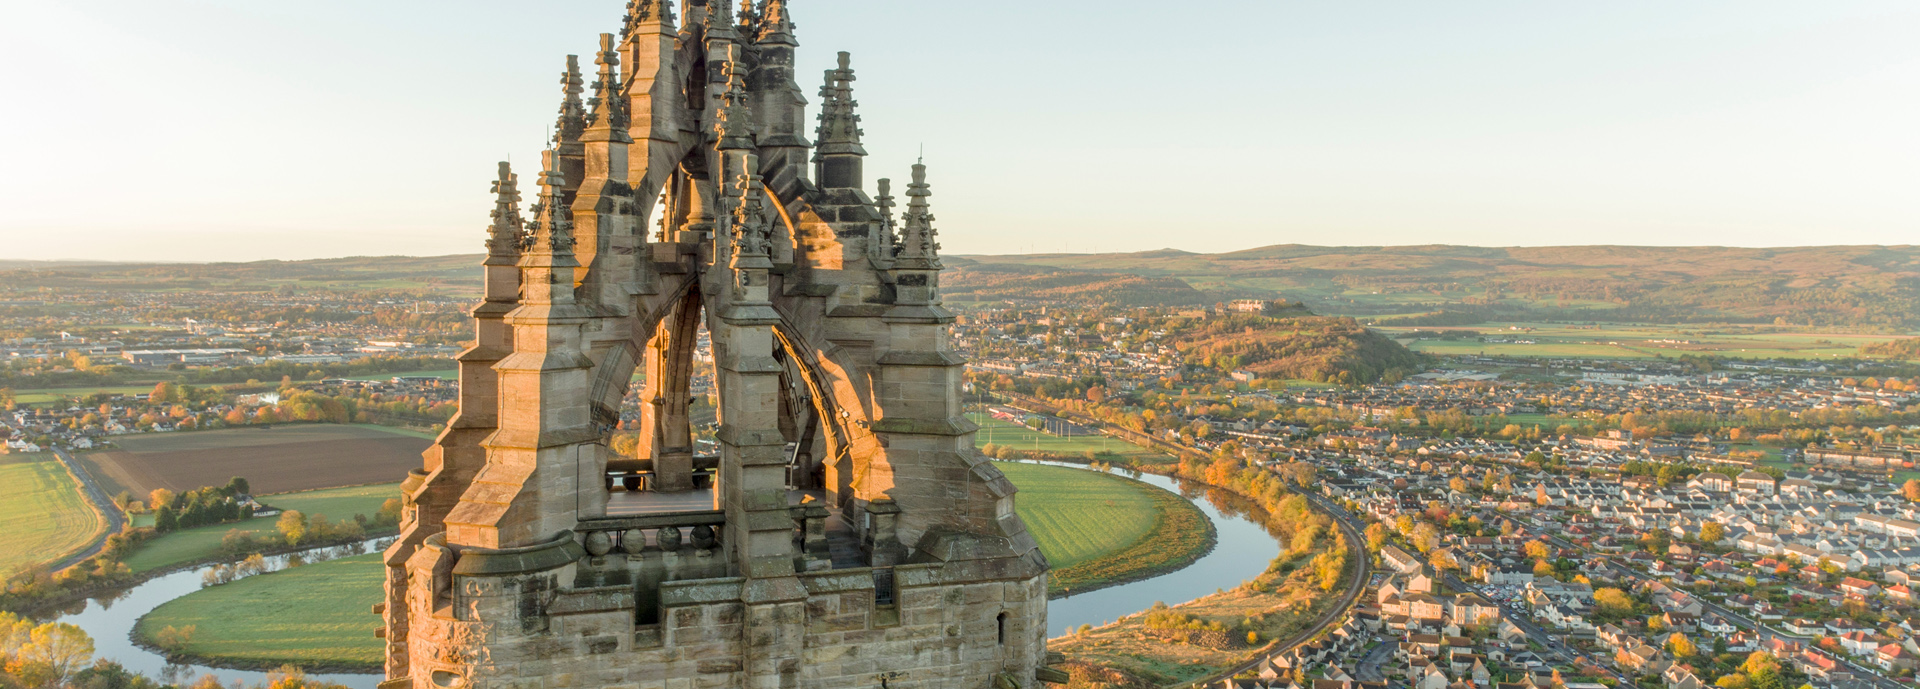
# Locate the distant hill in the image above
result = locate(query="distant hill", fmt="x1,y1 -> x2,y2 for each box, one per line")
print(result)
956,244 -> 1920,330
1164,314 -> 1425,384
9,245 -> 1916,329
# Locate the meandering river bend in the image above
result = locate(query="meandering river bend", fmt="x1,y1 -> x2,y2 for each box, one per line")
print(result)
43,463 -> 1281,689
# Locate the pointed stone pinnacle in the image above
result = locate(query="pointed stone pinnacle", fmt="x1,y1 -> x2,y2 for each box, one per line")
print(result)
488,162 -> 524,258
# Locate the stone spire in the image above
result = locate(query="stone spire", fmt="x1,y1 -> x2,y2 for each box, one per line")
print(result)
586,34 -> 627,130
731,154 -> 772,263
736,0 -> 758,32
554,56 -> 587,146
874,176 -> 897,254
713,51 -> 754,151
705,0 -> 736,38
894,161 -> 939,269
523,150 -> 579,272
622,0 -> 674,37
813,52 -> 865,188
756,0 -> 794,44
486,162 -> 525,263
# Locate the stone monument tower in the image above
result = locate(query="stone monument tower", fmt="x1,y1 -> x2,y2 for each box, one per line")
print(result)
380,2 -> 1054,687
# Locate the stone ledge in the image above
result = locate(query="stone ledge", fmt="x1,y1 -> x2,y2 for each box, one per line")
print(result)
451,530 -> 585,576
660,576 -> 746,606
870,416 -> 980,437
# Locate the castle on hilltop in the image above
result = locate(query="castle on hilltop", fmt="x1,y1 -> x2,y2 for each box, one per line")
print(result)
378,1 -> 1057,688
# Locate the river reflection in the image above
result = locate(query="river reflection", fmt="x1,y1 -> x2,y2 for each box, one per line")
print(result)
1020,461 -> 1284,638
37,540 -> 392,689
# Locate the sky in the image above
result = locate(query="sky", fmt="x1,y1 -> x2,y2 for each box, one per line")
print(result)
2,1 -> 1918,262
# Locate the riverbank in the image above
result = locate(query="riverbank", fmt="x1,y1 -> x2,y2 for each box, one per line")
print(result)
135,552 -> 386,673
995,462 -> 1216,598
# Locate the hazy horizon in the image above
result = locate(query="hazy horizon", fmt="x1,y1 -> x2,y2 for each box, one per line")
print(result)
4,0 -> 1918,262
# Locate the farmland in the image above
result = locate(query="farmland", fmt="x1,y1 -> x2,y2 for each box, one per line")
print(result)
1380,321 -> 1911,360
136,552 -> 386,671
122,482 -> 401,573
82,424 -> 429,497
0,458 -> 105,575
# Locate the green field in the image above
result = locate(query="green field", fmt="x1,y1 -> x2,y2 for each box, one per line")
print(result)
128,464 -> 1205,669
994,462 -> 1155,570
970,414 -> 1175,465
1381,322 -> 1908,361
993,461 -> 1212,594
122,482 -> 400,573
0,458 -> 104,574
8,385 -> 161,406
136,552 -> 385,670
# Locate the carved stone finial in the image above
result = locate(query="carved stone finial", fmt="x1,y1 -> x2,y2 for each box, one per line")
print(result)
713,50 -> 754,150
894,161 -> 939,268
875,177 -> 897,249
587,34 -> 627,129
622,0 -> 675,36
756,0 -> 793,43
524,151 -> 576,258
814,51 -> 864,158
554,56 -> 587,145
487,162 -> 525,258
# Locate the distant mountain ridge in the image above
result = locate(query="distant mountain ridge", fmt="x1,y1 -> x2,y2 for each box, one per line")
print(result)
6,245 -> 1915,328
952,244 -> 1920,329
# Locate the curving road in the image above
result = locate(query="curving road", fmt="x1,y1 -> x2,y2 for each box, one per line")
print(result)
48,448 -> 126,572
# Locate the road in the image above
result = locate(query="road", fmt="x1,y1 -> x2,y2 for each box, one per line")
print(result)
48,448 -> 126,572
1182,489 -> 1372,688
1040,401 -> 1375,689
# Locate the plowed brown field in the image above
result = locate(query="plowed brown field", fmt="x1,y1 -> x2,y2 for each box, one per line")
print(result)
83,425 -> 430,496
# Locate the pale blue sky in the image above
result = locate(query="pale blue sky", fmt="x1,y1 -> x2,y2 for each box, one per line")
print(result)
3,1 -> 1917,262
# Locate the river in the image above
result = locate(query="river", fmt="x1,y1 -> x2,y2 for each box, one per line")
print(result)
42,464 -> 1279,688
40,540 -> 393,689
1021,461 -> 1284,637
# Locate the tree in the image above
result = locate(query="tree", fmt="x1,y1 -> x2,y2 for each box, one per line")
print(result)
1366,523 -> 1389,552
1717,675 -> 1752,689
148,382 -> 177,404
1412,523 -> 1441,553
1700,521 -> 1726,544
277,510 -> 308,544
1595,588 -> 1635,615
18,622 -> 95,687
1449,477 -> 1470,493
1534,560 -> 1557,579
1431,549 -> 1459,572
1524,540 -> 1553,561
1667,633 -> 1697,658
1904,479 -> 1920,503
226,477 -> 251,496
148,488 -> 176,511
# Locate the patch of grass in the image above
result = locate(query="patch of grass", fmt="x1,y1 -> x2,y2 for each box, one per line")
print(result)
10,385 -> 161,406
971,415 -> 1174,465
994,462 -> 1212,595
0,458 -> 104,574
122,483 -> 400,573
136,553 -> 385,670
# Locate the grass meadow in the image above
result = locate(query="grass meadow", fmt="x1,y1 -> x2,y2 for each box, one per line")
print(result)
992,462 -> 1212,595
970,414 -> 1175,465
136,552 -> 386,669
0,458 -> 104,574
1380,321 -> 1910,361
122,482 -> 400,573
128,464 -> 1206,668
